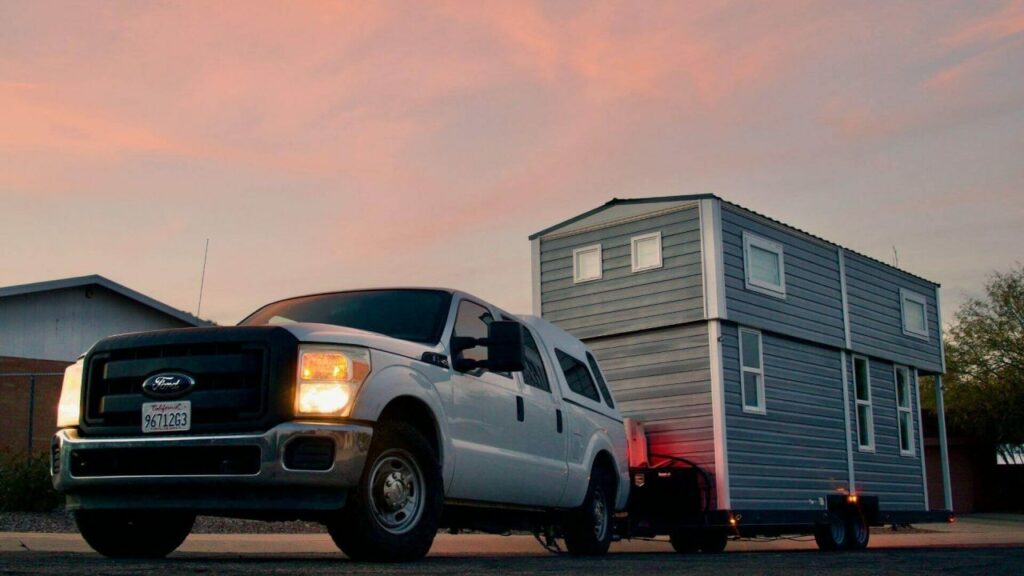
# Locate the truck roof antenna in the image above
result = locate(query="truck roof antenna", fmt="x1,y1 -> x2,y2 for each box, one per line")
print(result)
196,238 -> 209,317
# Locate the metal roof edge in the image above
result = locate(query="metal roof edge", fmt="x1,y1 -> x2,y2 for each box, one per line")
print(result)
528,193 -> 717,240
0,274 -> 214,326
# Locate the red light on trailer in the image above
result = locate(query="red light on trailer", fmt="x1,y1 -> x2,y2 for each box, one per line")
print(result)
949,515 -> 957,524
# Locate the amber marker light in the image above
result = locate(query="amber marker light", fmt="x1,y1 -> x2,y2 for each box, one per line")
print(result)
848,494 -> 859,504
295,346 -> 371,417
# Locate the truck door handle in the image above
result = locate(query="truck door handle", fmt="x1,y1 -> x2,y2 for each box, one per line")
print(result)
516,396 -> 525,422
556,409 -> 563,433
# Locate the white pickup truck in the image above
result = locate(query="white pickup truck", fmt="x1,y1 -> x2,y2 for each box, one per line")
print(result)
51,288 -> 629,561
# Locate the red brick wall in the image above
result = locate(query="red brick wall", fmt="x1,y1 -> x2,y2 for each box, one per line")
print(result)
0,356 -> 72,454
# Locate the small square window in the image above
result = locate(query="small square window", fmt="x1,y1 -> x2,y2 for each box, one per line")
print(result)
743,232 -> 786,298
900,289 -> 929,339
631,232 -> 662,272
573,245 -> 602,283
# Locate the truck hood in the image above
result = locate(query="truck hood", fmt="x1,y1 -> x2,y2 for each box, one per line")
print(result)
278,322 -> 441,361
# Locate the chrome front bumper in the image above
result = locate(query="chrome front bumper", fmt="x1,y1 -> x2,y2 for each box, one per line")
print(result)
52,421 -> 372,511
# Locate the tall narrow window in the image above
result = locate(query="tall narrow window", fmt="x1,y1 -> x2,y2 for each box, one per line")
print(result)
894,366 -> 915,456
743,232 -> 786,298
630,232 -> 662,272
900,289 -> 929,339
739,328 -> 765,414
853,356 -> 874,451
573,245 -> 602,283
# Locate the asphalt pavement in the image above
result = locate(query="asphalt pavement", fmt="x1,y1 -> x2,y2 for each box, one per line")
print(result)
0,515 -> 1021,575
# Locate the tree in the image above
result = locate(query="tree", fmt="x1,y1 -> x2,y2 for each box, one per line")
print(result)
934,265 -> 1024,464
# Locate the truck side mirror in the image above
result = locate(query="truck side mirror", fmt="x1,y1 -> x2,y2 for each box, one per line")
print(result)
484,321 -> 525,373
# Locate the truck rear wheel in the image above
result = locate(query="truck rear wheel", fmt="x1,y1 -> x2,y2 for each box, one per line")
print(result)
669,529 -> 700,553
327,423 -> 442,562
562,467 -> 613,556
75,509 -> 194,558
814,514 -> 848,551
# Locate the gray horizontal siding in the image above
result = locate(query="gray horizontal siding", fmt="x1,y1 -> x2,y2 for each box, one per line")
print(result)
540,206 -> 703,339
849,356 -> 926,511
845,253 -> 942,373
722,324 -> 849,510
587,323 -> 715,479
721,205 -> 847,350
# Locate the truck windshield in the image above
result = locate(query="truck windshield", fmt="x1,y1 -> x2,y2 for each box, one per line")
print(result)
240,289 -> 453,345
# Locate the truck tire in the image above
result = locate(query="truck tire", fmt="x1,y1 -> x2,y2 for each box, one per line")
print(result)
327,422 -> 442,562
845,510 -> 869,550
814,514 -> 848,551
75,509 -> 194,558
562,467 -> 614,556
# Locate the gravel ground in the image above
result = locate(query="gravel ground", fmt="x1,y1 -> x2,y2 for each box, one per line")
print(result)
0,511 -> 326,534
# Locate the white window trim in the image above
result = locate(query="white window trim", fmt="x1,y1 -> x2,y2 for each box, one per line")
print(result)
572,244 -> 602,284
742,231 -> 786,299
630,231 -> 663,272
738,327 -> 766,415
900,288 -> 929,340
894,365 -> 915,457
853,355 -> 875,452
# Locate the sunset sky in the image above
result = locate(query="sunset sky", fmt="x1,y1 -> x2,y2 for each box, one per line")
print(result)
2,1 -> 1022,324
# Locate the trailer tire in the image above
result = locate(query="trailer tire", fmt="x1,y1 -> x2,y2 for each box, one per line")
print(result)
845,510 -> 869,550
562,466 -> 613,556
327,423 -> 442,562
814,514 -> 848,551
669,529 -> 700,553
699,529 -> 728,553
75,509 -> 194,558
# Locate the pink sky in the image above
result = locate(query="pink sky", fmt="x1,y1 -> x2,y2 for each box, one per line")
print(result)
2,1 -> 1022,324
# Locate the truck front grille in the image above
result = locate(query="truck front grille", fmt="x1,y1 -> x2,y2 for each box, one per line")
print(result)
78,326 -> 299,437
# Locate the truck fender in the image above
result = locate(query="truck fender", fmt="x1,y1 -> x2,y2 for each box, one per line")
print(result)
562,429 -> 630,511
348,361 -> 455,493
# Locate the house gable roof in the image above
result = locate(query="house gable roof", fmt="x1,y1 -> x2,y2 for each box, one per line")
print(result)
0,275 -> 214,326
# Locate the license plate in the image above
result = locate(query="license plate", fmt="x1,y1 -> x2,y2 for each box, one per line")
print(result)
142,401 -> 191,433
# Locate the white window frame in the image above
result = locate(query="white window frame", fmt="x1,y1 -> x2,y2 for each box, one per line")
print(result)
630,231 -> 663,272
853,355 -> 875,452
742,232 -> 786,299
572,244 -> 602,284
738,327 -> 766,415
900,288 -> 929,340
894,365 -> 915,457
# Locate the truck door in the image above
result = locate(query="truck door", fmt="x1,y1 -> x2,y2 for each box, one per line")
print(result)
445,298 -> 531,505
513,325 -> 570,507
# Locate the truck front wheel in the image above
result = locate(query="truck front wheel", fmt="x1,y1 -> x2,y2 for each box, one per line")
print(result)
327,423 -> 442,562
562,467 -> 613,556
75,509 -> 194,558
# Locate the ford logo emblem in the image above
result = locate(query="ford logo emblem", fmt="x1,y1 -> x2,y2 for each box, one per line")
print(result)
141,372 -> 196,398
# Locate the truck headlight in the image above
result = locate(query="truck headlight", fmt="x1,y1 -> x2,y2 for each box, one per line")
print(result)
56,359 -> 84,428
295,346 -> 370,417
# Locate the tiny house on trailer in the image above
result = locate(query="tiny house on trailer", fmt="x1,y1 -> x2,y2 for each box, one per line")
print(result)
530,194 -> 953,547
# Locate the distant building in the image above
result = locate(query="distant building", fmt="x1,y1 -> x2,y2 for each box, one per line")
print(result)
0,274 -> 211,362
0,275 -> 211,452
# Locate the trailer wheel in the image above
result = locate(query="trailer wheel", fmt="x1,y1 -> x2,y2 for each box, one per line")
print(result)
699,529 -> 728,553
562,466 -> 613,556
75,509 -> 194,558
669,529 -> 700,553
814,514 -> 848,551
327,423 -> 443,562
845,510 -> 869,550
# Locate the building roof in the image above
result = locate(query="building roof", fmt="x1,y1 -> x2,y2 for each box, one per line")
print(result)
0,275 -> 213,327
529,194 -> 938,286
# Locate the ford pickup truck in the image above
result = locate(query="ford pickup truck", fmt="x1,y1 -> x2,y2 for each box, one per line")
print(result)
51,288 -> 628,561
